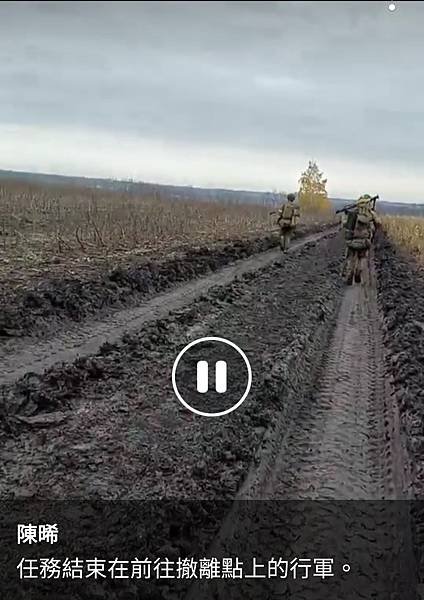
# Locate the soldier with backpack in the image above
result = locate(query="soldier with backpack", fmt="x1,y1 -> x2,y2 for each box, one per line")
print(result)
338,194 -> 380,284
274,193 -> 300,252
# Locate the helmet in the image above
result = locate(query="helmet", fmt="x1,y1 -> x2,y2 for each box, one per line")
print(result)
357,194 -> 371,206
287,193 -> 296,202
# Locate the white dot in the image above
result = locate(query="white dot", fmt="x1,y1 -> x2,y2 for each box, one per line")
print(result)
343,564 -> 351,573
388,2 -> 396,11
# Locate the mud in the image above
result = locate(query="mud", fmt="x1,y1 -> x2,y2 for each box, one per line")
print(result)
183,248 -> 414,600
1,233 -> 344,498
0,231 -> 346,598
244,259 -> 404,500
375,234 -> 424,585
375,236 -> 424,497
0,229 -> 333,387
0,223 -> 326,341
0,229 -> 420,599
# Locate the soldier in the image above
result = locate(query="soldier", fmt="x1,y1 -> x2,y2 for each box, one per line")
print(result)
276,193 -> 300,252
342,194 -> 379,284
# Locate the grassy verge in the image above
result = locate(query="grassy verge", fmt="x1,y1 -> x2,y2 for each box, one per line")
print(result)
382,215 -> 424,258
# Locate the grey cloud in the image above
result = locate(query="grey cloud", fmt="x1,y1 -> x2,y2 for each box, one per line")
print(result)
1,1 -> 424,175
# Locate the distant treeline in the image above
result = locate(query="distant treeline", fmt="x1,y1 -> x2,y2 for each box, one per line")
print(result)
1,169 -> 424,216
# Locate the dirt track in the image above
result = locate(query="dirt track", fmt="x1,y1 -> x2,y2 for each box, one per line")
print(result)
0,223 -> 328,343
0,229 -> 332,388
1,230 -> 342,494
260,263 -> 406,501
182,244 -> 414,600
0,227 -> 420,599
0,230 -> 410,500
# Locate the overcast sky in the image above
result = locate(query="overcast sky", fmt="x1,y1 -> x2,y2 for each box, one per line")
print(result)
0,0 -> 423,201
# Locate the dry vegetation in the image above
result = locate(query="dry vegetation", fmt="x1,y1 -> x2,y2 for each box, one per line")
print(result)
0,180 -> 331,287
0,181 -> 266,286
383,215 -> 424,257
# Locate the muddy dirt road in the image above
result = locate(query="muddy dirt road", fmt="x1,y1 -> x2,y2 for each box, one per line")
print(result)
0,229 -> 417,599
183,249 -> 413,600
257,263 -> 407,502
0,229 -> 408,503
1,230 -> 342,496
0,229 -> 331,387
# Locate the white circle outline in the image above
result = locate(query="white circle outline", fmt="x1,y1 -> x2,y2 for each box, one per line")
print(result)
172,336 -> 252,417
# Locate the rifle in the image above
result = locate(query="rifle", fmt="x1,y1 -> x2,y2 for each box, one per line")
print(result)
335,203 -> 356,215
335,195 -> 379,215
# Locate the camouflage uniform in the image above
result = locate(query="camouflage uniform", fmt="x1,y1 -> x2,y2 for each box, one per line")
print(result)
277,193 -> 300,252
343,195 -> 378,284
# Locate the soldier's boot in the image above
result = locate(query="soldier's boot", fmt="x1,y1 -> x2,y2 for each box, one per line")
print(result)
285,231 -> 291,251
361,251 -> 371,285
354,259 -> 361,283
345,251 -> 355,285
280,233 -> 288,253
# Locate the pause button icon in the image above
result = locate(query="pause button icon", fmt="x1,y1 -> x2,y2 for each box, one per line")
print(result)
196,360 -> 227,393
172,337 -> 252,417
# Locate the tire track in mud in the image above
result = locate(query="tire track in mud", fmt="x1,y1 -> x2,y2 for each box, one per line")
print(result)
185,254 -> 414,600
264,285 -> 378,499
264,269 -> 406,501
234,252 -> 407,502
0,229 -> 334,387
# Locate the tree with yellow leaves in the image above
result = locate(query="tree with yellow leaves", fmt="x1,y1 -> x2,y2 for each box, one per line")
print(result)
298,161 -> 332,215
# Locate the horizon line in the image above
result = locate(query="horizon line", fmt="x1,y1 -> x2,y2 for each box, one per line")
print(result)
0,166 -> 423,206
